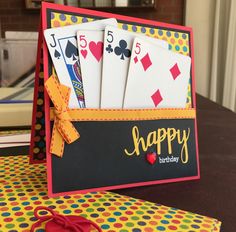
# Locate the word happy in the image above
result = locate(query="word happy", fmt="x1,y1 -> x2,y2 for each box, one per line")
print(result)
124,126 -> 190,163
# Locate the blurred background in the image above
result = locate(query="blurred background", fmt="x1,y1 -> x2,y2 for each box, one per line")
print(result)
0,0 -> 235,127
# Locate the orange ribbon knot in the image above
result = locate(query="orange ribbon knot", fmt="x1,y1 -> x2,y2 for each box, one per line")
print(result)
45,75 -> 80,157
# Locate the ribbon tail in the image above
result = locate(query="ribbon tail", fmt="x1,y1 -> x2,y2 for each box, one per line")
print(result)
46,75 -> 80,158
56,120 -> 80,144
50,121 -> 65,157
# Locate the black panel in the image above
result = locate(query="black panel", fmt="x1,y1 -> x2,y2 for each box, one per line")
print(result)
51,119 -> 198,193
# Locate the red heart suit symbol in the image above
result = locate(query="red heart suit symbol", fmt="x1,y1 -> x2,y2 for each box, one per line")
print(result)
146,152 -> 157,165
89,41 -> 103,62
80,49 -> 87,59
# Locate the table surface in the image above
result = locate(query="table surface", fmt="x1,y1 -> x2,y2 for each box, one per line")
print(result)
0,155 -> 221,232
114,95 -> 236,231
1,94 -> 235,231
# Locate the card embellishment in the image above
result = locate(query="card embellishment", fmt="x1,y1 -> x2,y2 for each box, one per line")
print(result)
124,126 -> 191,164
146,152 -> 157,165
45,75 -> 80,157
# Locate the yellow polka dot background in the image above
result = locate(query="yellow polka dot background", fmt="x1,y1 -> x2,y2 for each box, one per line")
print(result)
0,156 -> 221,232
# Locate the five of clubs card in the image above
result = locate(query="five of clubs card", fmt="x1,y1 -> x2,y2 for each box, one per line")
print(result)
44,18 -> 192,109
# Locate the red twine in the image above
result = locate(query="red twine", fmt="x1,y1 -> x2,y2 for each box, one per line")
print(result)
30,206 -> 102,232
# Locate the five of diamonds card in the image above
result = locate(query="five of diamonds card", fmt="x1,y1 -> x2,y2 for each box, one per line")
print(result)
44,18 -> 191,109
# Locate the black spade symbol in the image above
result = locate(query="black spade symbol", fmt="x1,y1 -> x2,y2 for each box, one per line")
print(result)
65,40 -> 78,61
54,49 -> 61,59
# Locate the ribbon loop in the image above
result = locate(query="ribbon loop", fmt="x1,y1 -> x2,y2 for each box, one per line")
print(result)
45,75 -> 80,157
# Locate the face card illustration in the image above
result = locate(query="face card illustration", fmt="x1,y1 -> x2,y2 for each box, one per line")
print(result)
123,37 -> 191,109
44,18 -> 118,108
77,30 -> 104,108
101,26 -> 169,109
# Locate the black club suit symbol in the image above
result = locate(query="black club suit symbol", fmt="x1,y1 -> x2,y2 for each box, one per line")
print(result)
106,44 -> 113,53
115,40 -> 131,60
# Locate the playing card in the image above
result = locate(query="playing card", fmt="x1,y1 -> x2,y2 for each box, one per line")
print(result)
123,37 -> 191,109
44,18 -> 117,108
77,30 -> 104,108
101,26 -> 169,109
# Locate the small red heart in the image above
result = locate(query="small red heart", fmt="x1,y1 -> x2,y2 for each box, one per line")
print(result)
146,152 -> 157,165
81,49 -> 87,59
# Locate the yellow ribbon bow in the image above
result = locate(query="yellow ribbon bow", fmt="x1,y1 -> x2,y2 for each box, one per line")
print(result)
45,75 -> 80,157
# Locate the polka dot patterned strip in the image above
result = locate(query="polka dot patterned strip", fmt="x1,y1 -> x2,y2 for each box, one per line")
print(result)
0,155 -> 221,231
30,41 -> 46,162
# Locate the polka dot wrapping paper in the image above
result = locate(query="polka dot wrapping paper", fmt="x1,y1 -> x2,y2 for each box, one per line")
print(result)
0,155 -> 221,232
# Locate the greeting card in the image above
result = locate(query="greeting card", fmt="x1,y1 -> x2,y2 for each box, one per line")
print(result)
29,2 -> 199,197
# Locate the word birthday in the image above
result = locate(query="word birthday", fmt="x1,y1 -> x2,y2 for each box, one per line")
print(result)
124,126 -> 190,163
159,156 -> 179,164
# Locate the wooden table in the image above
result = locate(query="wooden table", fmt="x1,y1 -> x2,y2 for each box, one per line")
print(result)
115,95 -> 236,231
